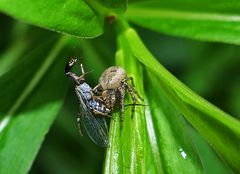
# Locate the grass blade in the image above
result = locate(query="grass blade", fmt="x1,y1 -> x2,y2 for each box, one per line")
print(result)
126,1 -> 240,45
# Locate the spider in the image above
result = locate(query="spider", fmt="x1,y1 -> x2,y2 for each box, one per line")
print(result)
93,66 -> 144,122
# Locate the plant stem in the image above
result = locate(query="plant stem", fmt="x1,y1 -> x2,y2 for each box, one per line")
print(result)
83,0 -> 111,17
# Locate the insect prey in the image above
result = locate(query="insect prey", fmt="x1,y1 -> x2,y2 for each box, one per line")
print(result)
65,58 -> 110,147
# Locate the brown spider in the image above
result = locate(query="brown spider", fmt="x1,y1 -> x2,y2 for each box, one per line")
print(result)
94,66 -> 144,122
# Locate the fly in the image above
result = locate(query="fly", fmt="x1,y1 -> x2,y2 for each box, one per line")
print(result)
65,58 -> 109,147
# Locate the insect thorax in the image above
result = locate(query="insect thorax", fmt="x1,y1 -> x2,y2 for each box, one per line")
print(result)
89,99 -> 110,115
76,83 -> 110,115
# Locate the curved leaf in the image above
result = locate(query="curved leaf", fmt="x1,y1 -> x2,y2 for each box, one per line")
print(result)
105,24 -> 203,173
190,127 -> 234,174
0,23 -> 59,77
104,112 -> 122,173
104,33 -> 147,173
0,36 -> 68,174
125,1 -> 240,45
145,72 -> 203,173
0,0 -> 103,38
115,18 -> 240,172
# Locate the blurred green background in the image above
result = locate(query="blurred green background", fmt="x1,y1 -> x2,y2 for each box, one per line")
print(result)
1,12 -> 239,174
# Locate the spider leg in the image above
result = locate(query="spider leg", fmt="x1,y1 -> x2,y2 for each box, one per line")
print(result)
123,81 -> 137,118
108,95 -> 113,112
105,114 -> 116,121
108,90 -> 116,112
92,94 -> 104,102
126,76 -> 135,87
126,76 -> 144,101
93,110 -> 115,121
93,84 -> 101,95
118,85 -> 126,125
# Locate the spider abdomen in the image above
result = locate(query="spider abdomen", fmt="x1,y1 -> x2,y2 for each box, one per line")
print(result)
99,66 -> 126,89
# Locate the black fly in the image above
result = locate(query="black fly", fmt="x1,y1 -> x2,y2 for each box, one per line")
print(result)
65,58 -> 109,147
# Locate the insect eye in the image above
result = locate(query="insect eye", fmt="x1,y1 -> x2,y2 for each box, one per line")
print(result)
65,58 -> 77,74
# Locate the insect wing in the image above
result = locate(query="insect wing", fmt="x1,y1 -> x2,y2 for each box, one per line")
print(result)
80,104 -> 108,147
77,95 -> 108,147
95,116 -> 108,134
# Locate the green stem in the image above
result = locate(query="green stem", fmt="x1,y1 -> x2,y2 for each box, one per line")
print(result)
83,0 -> 111,17
113,15 -> 129,34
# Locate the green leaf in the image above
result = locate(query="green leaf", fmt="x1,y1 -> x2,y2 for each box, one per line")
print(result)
118,42 -> 146,174
104,31 -> 147,173
190,127 -> 234,174
229,82 -> 240,118
145,72 -> 203,173
0,22 -> 56,76
96,0 -> 127,13
115,18 -> 240,172
125,1 -> 240,45
78,39 -> 106,79
104,112 -> 122,173
0,36 -> 68,174
105,21 -> 204,173
0,0 -> 103,38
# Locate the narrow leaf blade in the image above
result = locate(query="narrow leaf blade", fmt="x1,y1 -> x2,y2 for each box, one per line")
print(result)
0,37 -> 68,174
116,20 -> 240,172
145,72 -> 203,173
125,1 -> 240,45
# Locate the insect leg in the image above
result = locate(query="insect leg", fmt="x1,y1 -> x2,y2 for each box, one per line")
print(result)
79,57 -> 93,76
77,113 -> 83,136
80,62 -> 85,74
66,72 -> 81,84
